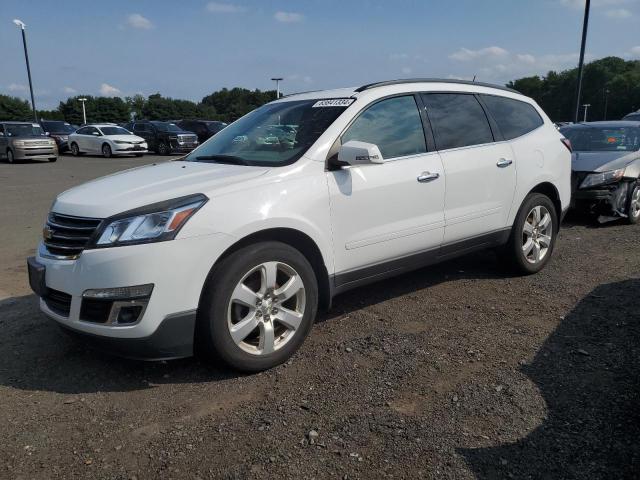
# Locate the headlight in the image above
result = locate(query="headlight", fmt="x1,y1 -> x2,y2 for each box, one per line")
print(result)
94,194 -> 207,247
114,140 -> 131,145
580,168 -> 625,188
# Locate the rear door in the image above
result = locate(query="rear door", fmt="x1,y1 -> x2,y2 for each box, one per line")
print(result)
327,94 -> 446,284
422,93 -> 516,244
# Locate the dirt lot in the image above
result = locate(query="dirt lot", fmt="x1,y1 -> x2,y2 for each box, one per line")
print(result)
1,154 -> 639,479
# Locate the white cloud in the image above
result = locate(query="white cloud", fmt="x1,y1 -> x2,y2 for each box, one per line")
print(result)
274,11 -> 304,23
99,83 -> 121,96
449,46 -> 509,61
7,83 -> 27,92
126,13 -> 153,30
206,2 -> 246,13
605,7 -> 632,17
63,86 -> 77,94
516,53 -> 536,64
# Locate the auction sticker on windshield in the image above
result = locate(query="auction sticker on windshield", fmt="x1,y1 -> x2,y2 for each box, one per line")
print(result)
312,99 -> 355,108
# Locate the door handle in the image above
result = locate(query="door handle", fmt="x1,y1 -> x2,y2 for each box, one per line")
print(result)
417,172 -> 440,183
496,158 -> 513,168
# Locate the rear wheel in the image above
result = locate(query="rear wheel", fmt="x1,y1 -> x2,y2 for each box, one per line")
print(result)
102,143 -> 112,158
197,241 -> 318,372
500,193 -> 558,274
157,142 -> 169,155
70,142 -> 80,156
626,182 -> 640,225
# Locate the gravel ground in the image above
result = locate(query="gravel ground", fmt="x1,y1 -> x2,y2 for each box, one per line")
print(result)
1,155 -> 639,479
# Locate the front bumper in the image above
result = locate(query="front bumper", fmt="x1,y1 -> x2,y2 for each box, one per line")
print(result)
572,180 -> 632,218
29,232 -> 234,360
14,146 -> 57,160
169,144 -> 198,154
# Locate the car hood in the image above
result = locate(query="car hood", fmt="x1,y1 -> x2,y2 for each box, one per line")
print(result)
572,150 -> 639,172
53,161 -> 269,218
105,134 -> 146,143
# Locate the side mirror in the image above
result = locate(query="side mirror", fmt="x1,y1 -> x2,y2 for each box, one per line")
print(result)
337,140 -> 384,166
92,132 -> 100,136
45,131 -> 50,135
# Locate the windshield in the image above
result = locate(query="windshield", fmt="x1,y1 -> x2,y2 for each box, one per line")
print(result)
100,126 -> 132,136
184,100 -> 349,166
6,124 -> 46,137
561,126 -> 640,152
41,121 -> 75,133
152,122 -> 182,133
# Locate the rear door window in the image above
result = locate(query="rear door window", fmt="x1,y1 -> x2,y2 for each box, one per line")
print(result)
481,95 -> 543,140
342,95 -> 427,159
422,93 -> 494,150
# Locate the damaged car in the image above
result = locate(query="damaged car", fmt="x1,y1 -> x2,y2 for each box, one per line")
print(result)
560,121 -> 640,224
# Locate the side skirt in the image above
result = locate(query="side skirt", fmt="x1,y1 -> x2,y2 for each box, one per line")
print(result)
331,228 -> 510,296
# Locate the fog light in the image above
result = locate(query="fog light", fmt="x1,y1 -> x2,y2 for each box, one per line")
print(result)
114,303 -> 145,324
83,284 -> 154,300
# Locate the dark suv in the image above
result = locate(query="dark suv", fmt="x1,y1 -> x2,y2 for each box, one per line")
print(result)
176,119 -> 227,144
40,120 -> 76,152
122,121 -> 198,155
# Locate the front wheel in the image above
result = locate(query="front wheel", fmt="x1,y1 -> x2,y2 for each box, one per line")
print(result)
48,157 -> 57,163
626,182 -> 640,225
157,142 -> 169,155
500,193 -> 558,274
102,144 -> 112,158
7,149 -> 15,163
197,242 -> 318,372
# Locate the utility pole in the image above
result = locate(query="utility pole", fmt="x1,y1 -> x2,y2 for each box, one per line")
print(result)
583,104 -> 591,122
78,98 -> 88,124
13,19 -> 37,122
271,77 -> 283,99
603,88 -> 610,120
573,0 -> 591,123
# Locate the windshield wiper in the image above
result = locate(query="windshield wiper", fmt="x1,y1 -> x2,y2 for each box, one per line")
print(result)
193,154 -> 250,165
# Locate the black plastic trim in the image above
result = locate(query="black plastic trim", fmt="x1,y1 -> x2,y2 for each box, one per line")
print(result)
57,310 -> 197,361
331,228 -> 510,295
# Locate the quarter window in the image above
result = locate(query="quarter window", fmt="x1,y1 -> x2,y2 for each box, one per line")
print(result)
481,95 -> 543,140
422,93 -> 494,150
342,95 -> 426,159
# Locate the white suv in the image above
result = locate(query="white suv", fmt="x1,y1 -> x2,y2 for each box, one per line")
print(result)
28,79 -> 571,371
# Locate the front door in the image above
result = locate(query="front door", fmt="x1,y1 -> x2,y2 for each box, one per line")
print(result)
422,93 -> 516,244
327,95 -> 446,285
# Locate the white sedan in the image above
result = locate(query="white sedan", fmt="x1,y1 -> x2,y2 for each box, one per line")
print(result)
68,124 -> 148,157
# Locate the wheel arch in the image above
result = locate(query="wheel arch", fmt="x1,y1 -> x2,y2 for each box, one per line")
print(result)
528,182 -> 562,225
200,227 -> 332,312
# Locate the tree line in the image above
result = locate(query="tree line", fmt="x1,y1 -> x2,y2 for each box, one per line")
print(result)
0,87 -> 276,124
2,56 -> 639,124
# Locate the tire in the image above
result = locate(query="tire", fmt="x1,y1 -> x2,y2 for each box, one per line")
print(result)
197,241 -> 318,372
48,157 -> 57,163
500,193 -> 558,274
134,153 -> 144,157
7,149 -> 15,164
102,143 -> 112,158
626,182 -> 640,225
70,142 -> 80,156
157,142 -> 169,155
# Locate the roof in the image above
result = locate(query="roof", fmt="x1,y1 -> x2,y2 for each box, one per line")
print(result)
563,121 -> 640,128
354,78 -> 518,94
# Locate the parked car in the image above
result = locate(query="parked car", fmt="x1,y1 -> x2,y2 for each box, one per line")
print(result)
40,120 -> 76,152
622,111 -> 640,122
176,120 -> 227,144
122,120 -> 198,155
68,124 -> 148,158
560,121 -> 640,223
27,79 -> 571,371
0,121 -> 57,163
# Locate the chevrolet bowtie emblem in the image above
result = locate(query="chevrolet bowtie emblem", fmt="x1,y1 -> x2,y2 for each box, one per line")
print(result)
43,225 -> 53,240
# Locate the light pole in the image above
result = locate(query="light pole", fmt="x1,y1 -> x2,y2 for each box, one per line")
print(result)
78,98 -> 87,124
582,104 -> 591,122
603,88 -> 610,120
573,0 -> 591,123
271,77 -> 283,99
12,19 -> 37,122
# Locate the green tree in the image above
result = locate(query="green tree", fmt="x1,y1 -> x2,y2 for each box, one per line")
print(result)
0,95 -> 32,121
58,95 -> 130,124
200,88 -> 276,122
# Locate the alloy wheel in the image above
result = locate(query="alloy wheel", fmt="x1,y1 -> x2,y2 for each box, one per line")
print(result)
227,261 -> 306,356
630,186 -> 640,220
522,205 -> 553,264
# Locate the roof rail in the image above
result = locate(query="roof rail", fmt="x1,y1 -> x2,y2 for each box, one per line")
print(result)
354,78 -> 519,94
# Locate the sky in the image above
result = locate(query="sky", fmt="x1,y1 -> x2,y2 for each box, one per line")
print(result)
1,0 -> 640,109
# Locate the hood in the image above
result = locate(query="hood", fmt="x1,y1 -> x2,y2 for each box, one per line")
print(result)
106,134 -> 146,143
53,161 -> 269,218
572,150 -> 639,173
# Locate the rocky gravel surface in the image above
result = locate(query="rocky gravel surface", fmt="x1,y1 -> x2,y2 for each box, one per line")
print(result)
1,156 -> 639,479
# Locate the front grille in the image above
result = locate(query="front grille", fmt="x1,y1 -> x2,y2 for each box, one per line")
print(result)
43,289 -> 72,317
177,134 -> 197,145
44,213 -> 102,258
26,140 -> 51,146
